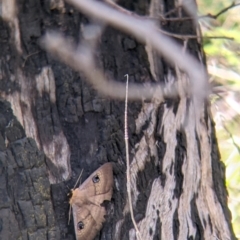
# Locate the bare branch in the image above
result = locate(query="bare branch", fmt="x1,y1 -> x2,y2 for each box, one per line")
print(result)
104,1 -> 234,42
45,0 -> 209,102
65,0 -> 205,78
42,33 -> 178,101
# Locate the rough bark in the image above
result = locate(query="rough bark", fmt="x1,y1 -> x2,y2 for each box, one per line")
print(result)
0,0 -> 236,240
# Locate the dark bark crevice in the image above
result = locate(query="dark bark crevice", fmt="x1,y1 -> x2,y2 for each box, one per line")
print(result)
174,129 -> 186,199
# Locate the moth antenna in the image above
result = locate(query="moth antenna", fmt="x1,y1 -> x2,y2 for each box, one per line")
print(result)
124,74 -> 142,240
68,205 -> 72,225
73,169 -> 83,190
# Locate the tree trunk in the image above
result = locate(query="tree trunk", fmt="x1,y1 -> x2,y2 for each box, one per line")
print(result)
0,0 -> 236,240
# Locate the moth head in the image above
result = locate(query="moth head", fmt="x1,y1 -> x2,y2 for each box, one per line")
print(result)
67,189 -> 73,199
77,221 -> 84,230
92,174 -> 100,183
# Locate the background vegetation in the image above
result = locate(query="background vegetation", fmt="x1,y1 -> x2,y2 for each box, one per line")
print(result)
197,0 -> 240,238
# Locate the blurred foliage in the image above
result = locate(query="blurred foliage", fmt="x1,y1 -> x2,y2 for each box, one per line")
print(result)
197,0 -> 240,238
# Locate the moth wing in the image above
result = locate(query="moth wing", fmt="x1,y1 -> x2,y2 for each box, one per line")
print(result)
72,204 -> 99,240
85,204 -> 107,230
70,163 -> 113,240
78,163 -> 113,198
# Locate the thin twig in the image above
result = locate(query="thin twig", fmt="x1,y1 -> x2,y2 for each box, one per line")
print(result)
124,74 -> 142,240
203,2 -> 240,19
159,15 -> 194,22
164,5 -> 181,17
159,2 -> 240,21
223,123 -> 240,155
22,51 -> 40,67
203,36 -> 234,40
159,29 -> 234,40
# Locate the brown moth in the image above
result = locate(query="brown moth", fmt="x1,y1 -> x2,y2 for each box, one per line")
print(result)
69,163 -> 113,240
